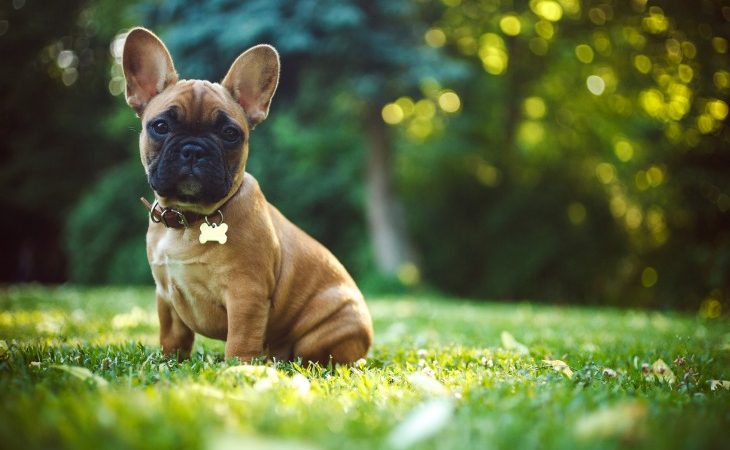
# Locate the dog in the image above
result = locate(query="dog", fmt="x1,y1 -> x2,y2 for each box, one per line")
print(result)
121,27 -> 372,364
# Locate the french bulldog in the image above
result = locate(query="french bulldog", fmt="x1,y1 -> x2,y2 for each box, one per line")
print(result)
121,27 -> 372,364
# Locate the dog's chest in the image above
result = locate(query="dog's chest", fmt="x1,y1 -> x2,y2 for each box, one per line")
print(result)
149,231 -> 228,339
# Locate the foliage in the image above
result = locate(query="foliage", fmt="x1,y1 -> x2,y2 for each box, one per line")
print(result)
2,0 -> 729,311
386,0 -> 730,308
66,159 -> 150,284
0,286 -> 729,449
0,0 -> 140,281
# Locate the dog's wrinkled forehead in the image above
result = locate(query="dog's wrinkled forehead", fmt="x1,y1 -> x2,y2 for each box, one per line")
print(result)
144,79 -> 246,129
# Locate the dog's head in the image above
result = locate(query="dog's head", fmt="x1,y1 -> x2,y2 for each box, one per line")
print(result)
122,27 -> 279,214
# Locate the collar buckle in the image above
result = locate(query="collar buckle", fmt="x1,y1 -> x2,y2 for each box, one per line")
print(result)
150,200 -> 190,228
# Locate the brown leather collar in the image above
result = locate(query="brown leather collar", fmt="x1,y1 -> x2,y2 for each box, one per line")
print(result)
139,197 -> 204,229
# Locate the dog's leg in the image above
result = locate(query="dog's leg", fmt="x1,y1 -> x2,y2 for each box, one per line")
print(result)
224,288 -> 270,362
292,296 -> 372,365
157,295 -> 195,360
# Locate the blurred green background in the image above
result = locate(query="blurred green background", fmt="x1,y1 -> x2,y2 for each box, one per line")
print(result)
1,0 -> 728,312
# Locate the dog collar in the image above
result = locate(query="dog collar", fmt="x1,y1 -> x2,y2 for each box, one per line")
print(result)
139,197 -> 221,229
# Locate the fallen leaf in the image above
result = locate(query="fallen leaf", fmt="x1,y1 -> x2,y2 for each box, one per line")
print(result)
407,372 -> 449,396
209,432 -> 321,450
501,331 -> 529,355
575,401 -> 648,441
709,380 -> 730,391
543,359 -> 574,379
387,399 -> 455,449
651,359 -> 676,384
51,365 -> 108,387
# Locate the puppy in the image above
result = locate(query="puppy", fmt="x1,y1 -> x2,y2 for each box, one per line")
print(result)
122,27 -> 372,364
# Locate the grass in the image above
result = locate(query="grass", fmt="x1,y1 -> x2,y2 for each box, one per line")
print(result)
0,285 -> 728,450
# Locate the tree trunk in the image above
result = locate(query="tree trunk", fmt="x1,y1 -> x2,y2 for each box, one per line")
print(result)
363,104 -> 416,275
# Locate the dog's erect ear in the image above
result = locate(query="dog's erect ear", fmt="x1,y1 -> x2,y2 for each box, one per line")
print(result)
221,45 -> 280,129
122,27 -> 178,116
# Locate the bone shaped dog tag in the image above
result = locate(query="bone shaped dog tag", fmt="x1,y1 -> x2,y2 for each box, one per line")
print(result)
199,222 -> 228,244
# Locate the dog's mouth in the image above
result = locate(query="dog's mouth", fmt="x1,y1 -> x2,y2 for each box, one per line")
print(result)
177,176 -> 203,197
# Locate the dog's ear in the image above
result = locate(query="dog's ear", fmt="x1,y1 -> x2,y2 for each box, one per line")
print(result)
122,27 -> 178,116
221,45 -> 280,129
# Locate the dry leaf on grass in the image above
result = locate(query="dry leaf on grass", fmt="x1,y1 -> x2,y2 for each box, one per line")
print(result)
650,359 -> 676,384
407,372 -> 449,396
575,401 -> 648,441
709,380 -> 730,391
501,331 -> 529,355
50,365 -> 108,387
387,398 -> 455,449
543,359 -> 574,379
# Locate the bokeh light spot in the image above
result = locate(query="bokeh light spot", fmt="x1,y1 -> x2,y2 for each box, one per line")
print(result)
57,50 -> 76,69
646,166 -> 664,187
614,140 -> 634,162
534,20 -> 554,39
586,75 -> 605,95
610,196 -> 627,217
415,99 -> 436,119
108,77 -> 125,96
396,97 -> 415,117
642,7 -> 668,34
438,91 -> 461,113
697,114 -> 715,134
588,8 -> 606,25
382,103 -> 404,125
699,297 -> 722,319
640,89 -> 664,116
476,162 -> 501,187
479,33 -> 508,75
593,32 -> 612,54
407,119 -> 433,140
635,171 -> 650,190
633,55 -> 652,74
517,121 -> 546,148
626,206 -> 643,229
707,99 -> 729,120
712,37 -> 728,54
397,263 -> 420,286
641,267 -> 658,288
575,44 -> 594,63
567,202 -> 587,225
678,64 -> 694,83
425,28 -> 447,48
595,163 -> 616,184
681,41 -> 697,59
523,97 -> 546,119
499,15 -> 522,36
713,71 -> 730,90
532,1 -> 563,22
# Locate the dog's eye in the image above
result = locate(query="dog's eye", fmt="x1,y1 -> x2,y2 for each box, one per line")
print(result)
150,120 -> 170,135
221,126 -> 241,142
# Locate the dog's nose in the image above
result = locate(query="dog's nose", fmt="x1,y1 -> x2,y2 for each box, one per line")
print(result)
179,143 -> 206,162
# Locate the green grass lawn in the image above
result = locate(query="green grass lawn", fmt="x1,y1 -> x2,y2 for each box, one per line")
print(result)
0,286 -> 728,450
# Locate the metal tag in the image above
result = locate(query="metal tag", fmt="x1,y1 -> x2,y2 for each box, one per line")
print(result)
199,222 -> 228,244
